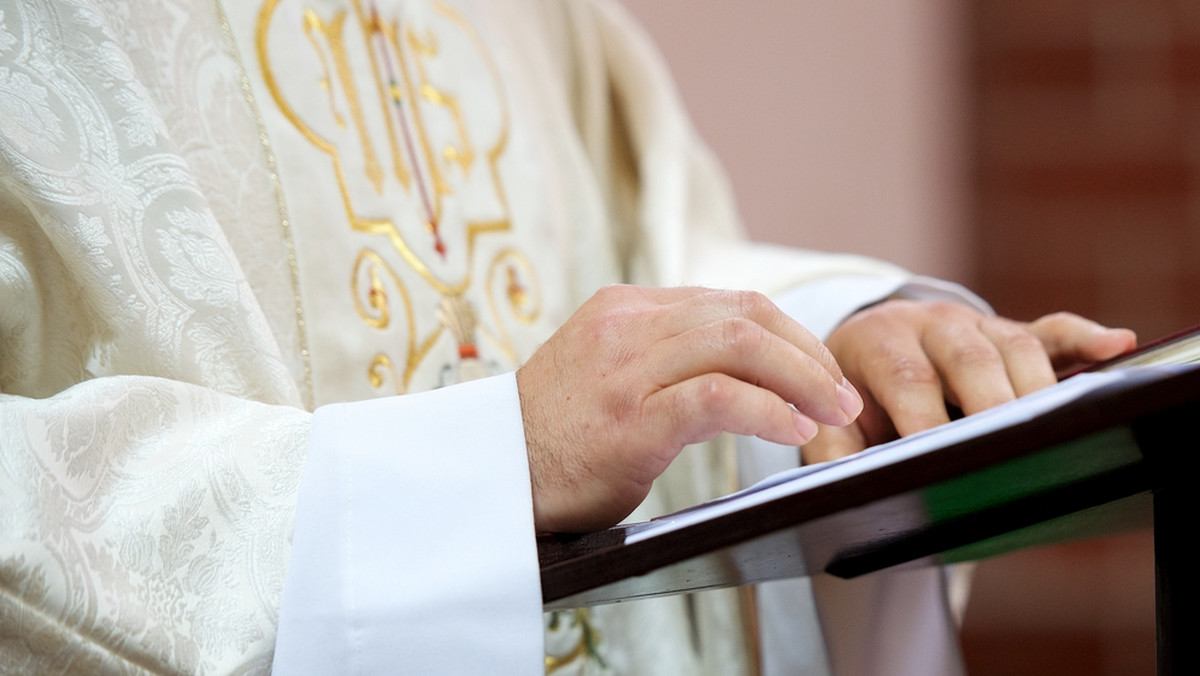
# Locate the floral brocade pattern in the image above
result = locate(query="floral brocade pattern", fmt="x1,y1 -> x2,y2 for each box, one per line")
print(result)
0,0 -> 311,672
0,0 -> 581,672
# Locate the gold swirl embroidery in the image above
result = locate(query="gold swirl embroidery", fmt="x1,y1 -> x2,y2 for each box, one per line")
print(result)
482,248 -> 541,363
352,249 -> 396,329
367,352 -> 394,389
352,249 -> 442,392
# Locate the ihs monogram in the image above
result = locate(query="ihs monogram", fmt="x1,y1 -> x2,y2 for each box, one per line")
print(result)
257,0 -> 541,390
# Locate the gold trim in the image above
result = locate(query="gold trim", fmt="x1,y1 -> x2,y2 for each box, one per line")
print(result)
218,0 -> 314,409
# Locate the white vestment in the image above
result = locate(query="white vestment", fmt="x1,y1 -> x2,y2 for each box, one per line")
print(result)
0,0 -> 965,673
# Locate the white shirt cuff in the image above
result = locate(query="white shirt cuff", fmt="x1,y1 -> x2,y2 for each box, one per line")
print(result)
273,372 -> 543,675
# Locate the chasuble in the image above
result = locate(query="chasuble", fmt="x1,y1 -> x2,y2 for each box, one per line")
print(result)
0,0 -> 961,673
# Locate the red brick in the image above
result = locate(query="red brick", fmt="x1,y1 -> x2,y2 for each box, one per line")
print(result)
986,162 -> 1190,199
977,47 -> 1096,88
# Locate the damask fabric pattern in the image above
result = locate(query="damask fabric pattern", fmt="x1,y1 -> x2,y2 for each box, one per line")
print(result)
0,0 -> 910,674
0,1 -> 312,671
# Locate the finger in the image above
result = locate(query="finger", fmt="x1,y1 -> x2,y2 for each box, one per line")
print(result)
977,316 -> 1057,396
643,373 -> 822,453
649,288 -> 848,383
801,422 -> 868,464
922,319 -> 1017,417
849,335 -> 955,437
645,317 -> 862,426
1026,312 -> 1138,368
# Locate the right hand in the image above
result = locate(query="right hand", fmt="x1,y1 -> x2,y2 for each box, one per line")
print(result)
516,285 -> 863,533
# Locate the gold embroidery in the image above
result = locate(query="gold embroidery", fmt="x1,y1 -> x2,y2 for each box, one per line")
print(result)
302,9 -> 347,130
407,27 -> 473,174
351,248 -> 443,392
361,8 -> 413,191
256,0 -> 512,295
306,8 -> 386,193
433,1 -> 513,215
545,609 -> 605,674
352,249 -> 397,329
258,0 -> 535,390
482,248 -> 541,363
367,352 -> 394,389
391,21 -> 451,208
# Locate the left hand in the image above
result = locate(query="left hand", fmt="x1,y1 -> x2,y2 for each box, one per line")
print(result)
801,299 -> 1137,463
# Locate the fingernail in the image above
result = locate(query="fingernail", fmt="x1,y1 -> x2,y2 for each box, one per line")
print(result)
837,379 -> 863,422
794,412 -> 819,444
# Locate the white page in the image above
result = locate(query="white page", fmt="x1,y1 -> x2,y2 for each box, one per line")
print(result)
627,364 -> 1195,544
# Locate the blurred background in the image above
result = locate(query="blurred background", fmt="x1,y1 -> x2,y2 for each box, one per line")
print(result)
624,0 -> 1200,673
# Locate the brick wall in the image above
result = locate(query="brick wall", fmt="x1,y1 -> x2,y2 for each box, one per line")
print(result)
972,0 -> 1200,339
964,2 -> 1198,674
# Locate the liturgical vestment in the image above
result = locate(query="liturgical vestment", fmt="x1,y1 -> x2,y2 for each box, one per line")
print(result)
0,1 -> 965,673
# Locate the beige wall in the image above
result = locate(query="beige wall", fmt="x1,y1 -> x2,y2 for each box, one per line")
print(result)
621,0 -> 973,284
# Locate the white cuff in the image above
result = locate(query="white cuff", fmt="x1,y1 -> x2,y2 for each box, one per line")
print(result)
273,373 -> 543,675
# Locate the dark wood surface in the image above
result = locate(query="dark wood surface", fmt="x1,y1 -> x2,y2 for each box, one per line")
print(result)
539,364 -> 1200,610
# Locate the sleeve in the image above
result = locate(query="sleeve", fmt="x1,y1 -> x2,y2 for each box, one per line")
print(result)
0,5 -> 545,673
0,375 -> 545,675
0,6 -> 320,666
0,377 -> 310,673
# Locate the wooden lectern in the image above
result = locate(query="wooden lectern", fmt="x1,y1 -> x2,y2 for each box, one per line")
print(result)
538,361 -> 1200,675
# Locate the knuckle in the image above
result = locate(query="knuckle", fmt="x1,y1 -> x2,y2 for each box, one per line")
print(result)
931,322 -> 999,367
587,300 -> 646,340
885,356 -> 939,387
720,317 -> 766,356
734,289 -> 773,317
995,326 -> 1043,353
945,341 -> 999,368
1043,310 -> 1075,323
593,305 -> 633,334
1041,311 -> 1080,329
694,373 -> 735,412
595,283 -> 629,300
590,284 -> 637,311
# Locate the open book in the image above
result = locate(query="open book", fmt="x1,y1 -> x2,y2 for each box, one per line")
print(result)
539,326 -> 1200,609
1091,323 -> 1200,371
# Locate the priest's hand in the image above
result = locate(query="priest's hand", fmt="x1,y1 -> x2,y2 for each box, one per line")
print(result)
801,299 -> 1137,464
516,285 -> 864,533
